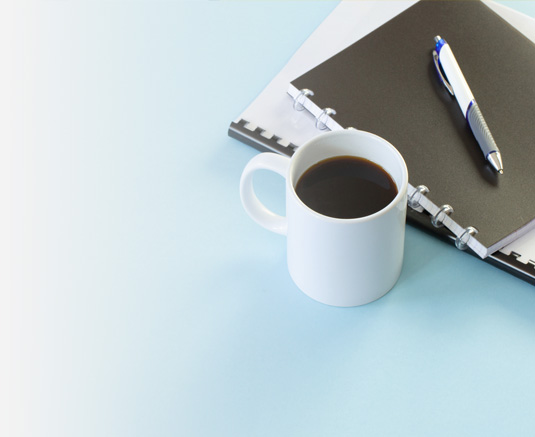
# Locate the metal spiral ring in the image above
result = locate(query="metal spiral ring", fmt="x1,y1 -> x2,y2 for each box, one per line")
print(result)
407,185 -> 429,210
455,226 -> 478,251
315,107 -> 336,130
431,204 -> 454,228
292,88 -> 314,111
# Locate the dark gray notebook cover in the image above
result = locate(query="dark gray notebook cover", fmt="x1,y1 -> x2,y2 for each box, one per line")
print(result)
291,0 -> 535,252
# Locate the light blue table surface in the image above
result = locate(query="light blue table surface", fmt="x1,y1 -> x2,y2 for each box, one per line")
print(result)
2,1 -> 535,436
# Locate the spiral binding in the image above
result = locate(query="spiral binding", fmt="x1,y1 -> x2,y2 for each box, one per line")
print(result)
293,88 -> 315,111
455,226 -> 478,251
431,204 -> 454,228
407,185 -> 480,253
407,185 -> 429,213
315,108 -> 337,130
289,87 -> 343,132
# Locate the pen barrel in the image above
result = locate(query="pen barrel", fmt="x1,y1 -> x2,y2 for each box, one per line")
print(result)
438,44 -> 474,113
466,102 -> 498,158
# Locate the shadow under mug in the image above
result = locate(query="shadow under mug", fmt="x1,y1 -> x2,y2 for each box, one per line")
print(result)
240,129 -> 409,307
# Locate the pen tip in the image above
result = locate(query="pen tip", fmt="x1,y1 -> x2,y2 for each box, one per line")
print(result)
487,152 -> 504,175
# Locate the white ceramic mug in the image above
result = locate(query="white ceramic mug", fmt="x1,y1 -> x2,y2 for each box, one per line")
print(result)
240,129 -> 408,307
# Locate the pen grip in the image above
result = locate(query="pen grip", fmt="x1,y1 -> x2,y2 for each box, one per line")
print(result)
466,102 -> 498,157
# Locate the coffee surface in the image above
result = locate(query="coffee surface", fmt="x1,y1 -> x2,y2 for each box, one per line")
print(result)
295,156 -> 398,219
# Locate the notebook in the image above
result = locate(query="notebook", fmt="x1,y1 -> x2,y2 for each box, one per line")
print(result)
229,0 -> 535,284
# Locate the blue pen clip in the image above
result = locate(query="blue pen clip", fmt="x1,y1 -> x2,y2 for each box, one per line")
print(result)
432,35 -> 454,96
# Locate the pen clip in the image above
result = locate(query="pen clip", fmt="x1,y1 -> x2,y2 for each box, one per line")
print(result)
432,50 -> 454,96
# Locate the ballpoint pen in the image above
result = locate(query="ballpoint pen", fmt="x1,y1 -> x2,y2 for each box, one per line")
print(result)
432,35 -> 504,175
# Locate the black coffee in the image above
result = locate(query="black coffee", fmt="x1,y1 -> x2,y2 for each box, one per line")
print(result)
295,155 -> 398,219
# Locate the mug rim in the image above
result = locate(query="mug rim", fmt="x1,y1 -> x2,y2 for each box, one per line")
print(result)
288,129 -> 409,224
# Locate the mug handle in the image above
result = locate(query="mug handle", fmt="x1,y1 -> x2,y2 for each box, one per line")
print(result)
240,152 -> 290,236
